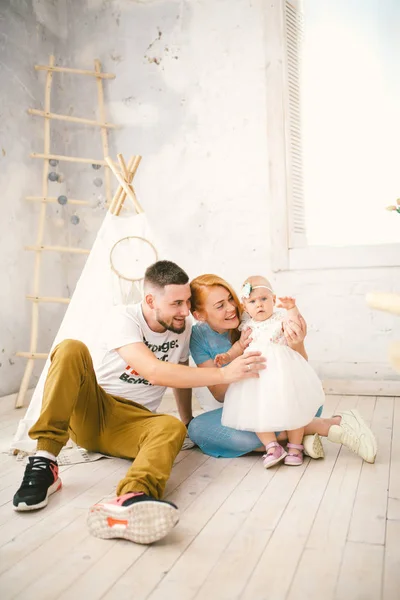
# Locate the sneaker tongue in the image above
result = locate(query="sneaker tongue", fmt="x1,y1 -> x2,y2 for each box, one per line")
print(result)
29,457 -> 49,471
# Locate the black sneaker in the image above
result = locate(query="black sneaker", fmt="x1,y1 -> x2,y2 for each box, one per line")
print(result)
87,492 -> 179,544
13,456 -> 62,511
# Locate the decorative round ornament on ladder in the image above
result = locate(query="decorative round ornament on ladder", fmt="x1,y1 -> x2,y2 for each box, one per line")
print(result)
110,235 -> 158,305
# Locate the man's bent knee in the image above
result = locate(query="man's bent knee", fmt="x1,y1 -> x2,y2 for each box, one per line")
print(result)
51,339 -> 90,361
159,415 -> 186,444
170,415 -> 187,441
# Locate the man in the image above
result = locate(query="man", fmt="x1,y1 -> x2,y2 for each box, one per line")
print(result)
13,261 -> 266,545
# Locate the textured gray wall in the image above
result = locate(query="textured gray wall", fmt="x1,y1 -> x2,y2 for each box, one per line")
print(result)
0,1 -> 61,396
0,0 -> 270,396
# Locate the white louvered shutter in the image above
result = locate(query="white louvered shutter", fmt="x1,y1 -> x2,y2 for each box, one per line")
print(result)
284,0 -> 307,248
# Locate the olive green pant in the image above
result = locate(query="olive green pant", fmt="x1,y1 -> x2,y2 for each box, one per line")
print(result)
29,339 -> 186,498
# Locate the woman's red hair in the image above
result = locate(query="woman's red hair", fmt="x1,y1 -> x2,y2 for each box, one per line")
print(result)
190,274 -> 242,343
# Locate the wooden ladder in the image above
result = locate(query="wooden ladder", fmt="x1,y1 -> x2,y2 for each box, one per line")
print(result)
15,55 -> 117,408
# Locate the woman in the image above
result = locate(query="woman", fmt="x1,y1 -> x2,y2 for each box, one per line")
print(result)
187,274 -> 377,463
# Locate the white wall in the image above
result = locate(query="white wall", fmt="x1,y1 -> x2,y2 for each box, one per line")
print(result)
273,267 -> 400,382
0,0 -> 398,396
64,0 -> 271,284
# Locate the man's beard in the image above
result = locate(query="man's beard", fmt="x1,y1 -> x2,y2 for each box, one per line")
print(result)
156,311 -> 186,334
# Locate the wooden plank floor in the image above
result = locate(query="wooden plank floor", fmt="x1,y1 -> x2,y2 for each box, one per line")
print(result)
0,393 -> 399,600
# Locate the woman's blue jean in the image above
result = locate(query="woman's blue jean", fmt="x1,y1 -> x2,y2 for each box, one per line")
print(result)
188,406 -> 324,458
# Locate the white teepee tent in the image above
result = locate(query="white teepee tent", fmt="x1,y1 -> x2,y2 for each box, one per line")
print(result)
12,150 -> 164,452
12,210 -> 160,452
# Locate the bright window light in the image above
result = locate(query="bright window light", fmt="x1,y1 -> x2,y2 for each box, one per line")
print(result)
301,0 -> 400,246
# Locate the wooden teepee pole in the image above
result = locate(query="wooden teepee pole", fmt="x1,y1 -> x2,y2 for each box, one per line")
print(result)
108,155 -> 142,216
109,155 -> 135,214
106,155 -> 143,215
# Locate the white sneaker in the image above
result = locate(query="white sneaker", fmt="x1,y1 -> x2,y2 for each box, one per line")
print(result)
181,432 -> 195,450
303,433 -> 325,459
327,409 -> 377,463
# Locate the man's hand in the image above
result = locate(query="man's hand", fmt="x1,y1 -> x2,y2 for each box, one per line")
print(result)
220,351 -> 266,384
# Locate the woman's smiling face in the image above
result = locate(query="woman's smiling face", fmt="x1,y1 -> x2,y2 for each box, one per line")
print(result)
195,285 -> 240,333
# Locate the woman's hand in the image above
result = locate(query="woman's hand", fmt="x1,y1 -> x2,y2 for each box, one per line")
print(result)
220,351 -> 266,384
284,315 -> 307,345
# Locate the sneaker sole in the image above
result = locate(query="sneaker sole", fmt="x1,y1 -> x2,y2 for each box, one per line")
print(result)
13,478 -> 62,512
303,434 -> 325,459
87,500 -> 180,544
284,458 -> 304,466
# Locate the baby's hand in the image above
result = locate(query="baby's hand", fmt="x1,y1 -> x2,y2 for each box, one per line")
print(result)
277,296 -> 296,310
214,352 -> 231,368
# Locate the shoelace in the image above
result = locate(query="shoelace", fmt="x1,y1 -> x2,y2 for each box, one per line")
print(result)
20,458 -> 53,488
340,426 -> 360,453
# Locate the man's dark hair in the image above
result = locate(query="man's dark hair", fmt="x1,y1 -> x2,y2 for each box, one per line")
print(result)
144,260 -> 189,289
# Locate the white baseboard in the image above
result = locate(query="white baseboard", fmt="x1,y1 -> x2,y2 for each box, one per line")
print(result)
323,379 -> 400,396
2,382 -> 398,417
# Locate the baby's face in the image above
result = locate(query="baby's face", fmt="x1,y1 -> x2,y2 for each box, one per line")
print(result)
244,288 -> 275,321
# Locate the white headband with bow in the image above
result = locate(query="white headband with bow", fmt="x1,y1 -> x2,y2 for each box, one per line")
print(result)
240,282 -> 274,299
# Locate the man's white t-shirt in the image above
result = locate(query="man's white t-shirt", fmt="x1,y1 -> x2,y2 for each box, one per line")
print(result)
94,303 -> 192,412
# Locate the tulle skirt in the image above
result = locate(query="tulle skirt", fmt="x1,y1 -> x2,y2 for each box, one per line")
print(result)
222,344 -> 325,432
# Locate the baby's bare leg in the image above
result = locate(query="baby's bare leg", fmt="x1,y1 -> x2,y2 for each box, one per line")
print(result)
256,432 -> 278,454
304,417 -> 341,437
253,431 -> 287,452
287,427 -> 305,455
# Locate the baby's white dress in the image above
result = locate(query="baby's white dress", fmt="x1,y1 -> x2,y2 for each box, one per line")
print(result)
222,310 -> 325,432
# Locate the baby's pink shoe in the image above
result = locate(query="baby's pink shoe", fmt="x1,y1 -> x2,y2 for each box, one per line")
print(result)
263,441 -> 287,469
284,443 -> 304,466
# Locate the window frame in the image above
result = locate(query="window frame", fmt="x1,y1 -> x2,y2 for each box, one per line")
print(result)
266,0 -> 400,273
